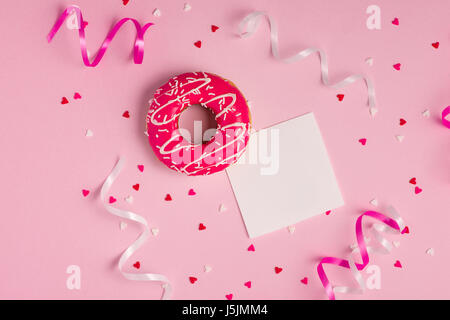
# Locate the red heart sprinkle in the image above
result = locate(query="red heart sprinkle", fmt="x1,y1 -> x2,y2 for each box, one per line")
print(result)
325,210 -> 331,215
137,164 -> 144,172
82,189 -> 90,197
399,118 -> 407,126
165,194 -> 172,201
359,138 -> 367,146
189,276 -> 197,284
61,97 -> 69,104
211,25 -> 219,32
132,184 -> 140,191
133,261 -> 140,269
244,281 -> 251,288
225,294 -> 233,300
198,223 -> 206,230
73,92 -> 82,99
188,188 -> 196,196
194,41 -> 202,48
409,177 -> 416,185
247,244 -> 255,252
274,267 -> 283,274
394,260 -> 402,268
300,277 -> 308,285
432,42 -> 439,49
392,18 -> 399,25
414,186 -> 422,194
122,110 -> 130,118
123,0 -> 130,5
336,94 -> 344,101
393,63 -> 401,70
109,196 -> 117,204
81,21 -> 88,29
401,226 -> 410,234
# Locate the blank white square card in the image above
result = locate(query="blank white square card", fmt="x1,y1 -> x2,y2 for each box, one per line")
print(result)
226,112 -> 344,238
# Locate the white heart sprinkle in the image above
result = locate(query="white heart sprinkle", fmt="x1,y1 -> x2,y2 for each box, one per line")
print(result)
151,228 -> 159,236
153,8 -> 161,17
125,195 -> 134,204
85,129 -> 93,137
392,241 -> 400,248
183,3 -> 192,11
369,107 -> 378,118
204,265 -> 212,273
426,248 -> 435,256
422,109 -> 430,118
287,226 -> 295,234
369,198 -> 378,207
395,135 -> 404,142
120,221 -> 127,230
365,57 -> 374,66
218,204 -> 227,213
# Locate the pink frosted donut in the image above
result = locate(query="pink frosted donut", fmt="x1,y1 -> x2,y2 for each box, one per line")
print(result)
146,72 -> 251,176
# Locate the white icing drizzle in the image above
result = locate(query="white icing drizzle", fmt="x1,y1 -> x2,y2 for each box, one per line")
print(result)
148,73 -> 250,175
150,77 -> 212,126
180,122 -> 248,175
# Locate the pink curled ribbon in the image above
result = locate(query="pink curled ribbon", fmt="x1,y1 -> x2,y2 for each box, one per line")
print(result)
317,206 -> 406,300
442,106 -> 450,129
47,5 -> 153,67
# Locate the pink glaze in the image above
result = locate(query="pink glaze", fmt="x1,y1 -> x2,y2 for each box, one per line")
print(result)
146,72 -> 251,176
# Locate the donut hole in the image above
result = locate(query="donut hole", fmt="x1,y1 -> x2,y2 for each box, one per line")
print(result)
178,104 -> 218,145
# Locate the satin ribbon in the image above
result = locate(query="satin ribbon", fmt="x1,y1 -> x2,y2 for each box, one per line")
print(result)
47,5 -> 153,67
238,11 -> 376,109
442,106 -> 450,129
101,158 -> 172,299
317,206 -> 405,300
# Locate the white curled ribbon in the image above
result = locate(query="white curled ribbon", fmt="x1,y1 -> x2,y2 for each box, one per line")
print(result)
238,11 -> 376,109
100,158 -> 172,299
333,257 -> 366,295
333,206 -> 405,296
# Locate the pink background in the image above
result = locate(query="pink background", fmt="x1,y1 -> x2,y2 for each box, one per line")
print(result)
0,0 -> 449,299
